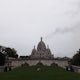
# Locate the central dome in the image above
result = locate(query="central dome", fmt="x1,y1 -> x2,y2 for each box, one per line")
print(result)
37,37 -> 46,51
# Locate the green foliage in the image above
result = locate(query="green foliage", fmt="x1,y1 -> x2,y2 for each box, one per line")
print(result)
0,66 -> 80,80
0,45 -> 18,58
71,49 -> 80,66
5,48 -> 18,58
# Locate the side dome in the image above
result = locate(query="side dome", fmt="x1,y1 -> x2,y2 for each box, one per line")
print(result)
37,37 -> 46,51
31,46 -> 37,55
46,46 -> 52,55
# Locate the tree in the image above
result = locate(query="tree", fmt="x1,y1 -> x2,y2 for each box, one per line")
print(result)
0,52 -> 5,65
5,47 -> 18,58
71,49 -> 80,66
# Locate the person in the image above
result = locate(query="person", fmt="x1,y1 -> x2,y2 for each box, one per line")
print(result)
9,66 -> 12,71
65,66 -> 68,71
8,63 -> 12,71
4,66 -> 7,72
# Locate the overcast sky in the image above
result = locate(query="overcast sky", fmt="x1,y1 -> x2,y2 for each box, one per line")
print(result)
0,0 -> 80,57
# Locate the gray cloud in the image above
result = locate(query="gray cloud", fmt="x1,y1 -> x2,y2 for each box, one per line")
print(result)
54,25 -> 80,34
45,24 -> 80,39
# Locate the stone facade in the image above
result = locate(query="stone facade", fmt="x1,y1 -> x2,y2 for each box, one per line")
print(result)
30,37 -> 54,59
10,59 -> 68,68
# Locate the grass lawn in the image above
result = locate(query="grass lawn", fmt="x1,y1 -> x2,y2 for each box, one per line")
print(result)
0,66 -> 80,80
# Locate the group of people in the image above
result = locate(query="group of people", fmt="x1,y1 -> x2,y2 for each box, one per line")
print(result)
4,63 -> 12,72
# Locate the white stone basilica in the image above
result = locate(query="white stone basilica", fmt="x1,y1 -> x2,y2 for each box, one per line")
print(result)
30,37 -> 54,59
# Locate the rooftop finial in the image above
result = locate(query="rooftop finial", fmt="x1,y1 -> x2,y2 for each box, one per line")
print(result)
41,37 -> 42,41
